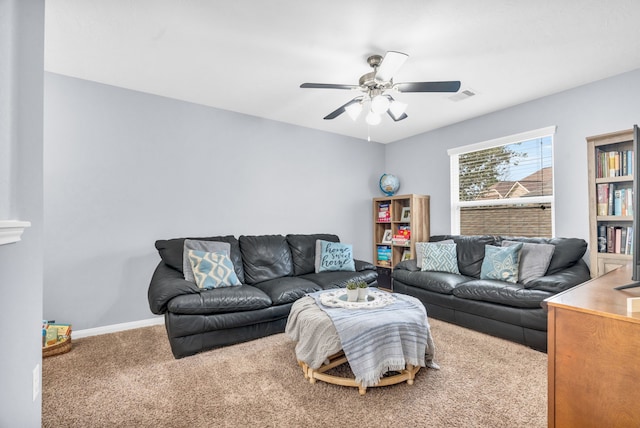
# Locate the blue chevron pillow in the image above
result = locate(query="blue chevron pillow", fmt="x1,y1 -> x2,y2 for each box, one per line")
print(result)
421,242 -> 460,274
187,250 -> 242,289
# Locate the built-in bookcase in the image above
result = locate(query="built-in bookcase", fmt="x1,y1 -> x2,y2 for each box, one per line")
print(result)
587,128 -> 635,277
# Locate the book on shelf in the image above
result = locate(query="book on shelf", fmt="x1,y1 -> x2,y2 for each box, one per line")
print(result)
596,183 -> 609,216
614,189 -> 623,216
597,225 -> 607,252
608,183 -> 615,215
614,227 -> 622,253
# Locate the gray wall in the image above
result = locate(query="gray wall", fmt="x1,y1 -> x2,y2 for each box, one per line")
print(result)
0,0 -> 44,426
43,73 -> 385,329
386,68 -> 640,243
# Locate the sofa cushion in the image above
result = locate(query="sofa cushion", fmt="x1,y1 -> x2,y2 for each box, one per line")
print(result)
315,240 -> 355,272
502,240 -> 555,285
166,284 -> 271,315
300,270 -> 378,290
431,235 -> 497,278
155,235 -> 245,284
239,235 -> 293,284
252,276 -> 322,305
286,234 -> 339,276
452,279 -> 553,309
183,239 -> 231,283
480,243 -> 523,283
391,269 -> 474,294
421,242 -> 460,274
187,250 -> 242,289
497,236 -> 588,275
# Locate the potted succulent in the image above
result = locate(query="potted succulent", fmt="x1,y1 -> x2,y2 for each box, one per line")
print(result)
357,280 -> 369,301
345,281 -> 359,302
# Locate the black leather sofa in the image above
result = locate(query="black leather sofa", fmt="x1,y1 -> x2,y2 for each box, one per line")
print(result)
148,233 -> 377,358
392,235 -> 591,351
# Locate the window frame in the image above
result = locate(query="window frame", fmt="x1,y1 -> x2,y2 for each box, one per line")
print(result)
448,126 -> 556,236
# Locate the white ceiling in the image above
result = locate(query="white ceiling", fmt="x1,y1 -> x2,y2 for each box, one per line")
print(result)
44,0 -> 640,144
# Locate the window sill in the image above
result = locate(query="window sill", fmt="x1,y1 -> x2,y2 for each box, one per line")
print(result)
0,220 -> 31,245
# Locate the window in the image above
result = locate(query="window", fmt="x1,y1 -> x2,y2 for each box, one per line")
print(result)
448,126 -> 555,237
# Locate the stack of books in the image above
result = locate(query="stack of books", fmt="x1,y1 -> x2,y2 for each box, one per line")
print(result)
598,225 -> 634,255
392,225 -> 411,245
377,245 -> 392,266
377,202 -> 391,222
595,148 -> 634,178
597,183 -> 634,216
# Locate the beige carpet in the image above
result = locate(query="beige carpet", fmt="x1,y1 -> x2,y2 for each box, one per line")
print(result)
42,319 -> 547,427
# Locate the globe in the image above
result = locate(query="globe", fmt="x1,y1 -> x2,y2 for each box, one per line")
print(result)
379,174 -> 400,196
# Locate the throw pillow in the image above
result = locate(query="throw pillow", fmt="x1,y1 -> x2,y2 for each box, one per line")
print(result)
187,250 -> 241,289
480,243 -> 523,283
183,239 -> 231,283
314,240 -> 356,273
502,241 -> 555,285
421,242 -> 460,274
415,239 -> 454,268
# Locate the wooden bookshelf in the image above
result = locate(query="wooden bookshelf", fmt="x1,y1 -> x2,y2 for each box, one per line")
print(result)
587,128 -> 636,277
373,194 -> 430,289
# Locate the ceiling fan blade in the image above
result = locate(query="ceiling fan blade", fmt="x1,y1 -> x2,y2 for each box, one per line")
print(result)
395,81 -> 461,93
375,51 -> 409,83
323,97 -> 363,120
387,110 -> 408,122
300,83 -> 359,90
386,95 -> 408,121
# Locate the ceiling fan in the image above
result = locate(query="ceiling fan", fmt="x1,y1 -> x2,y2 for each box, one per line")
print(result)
300,51 -> 461,125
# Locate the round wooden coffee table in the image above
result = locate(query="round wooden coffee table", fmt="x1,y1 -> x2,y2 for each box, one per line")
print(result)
286,292 -> 434,395
298,350 -> 420,396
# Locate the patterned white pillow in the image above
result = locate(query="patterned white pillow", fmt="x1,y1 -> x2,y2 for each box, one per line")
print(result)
416,240 -> 454,269
183,239 -> 231,283
421,242 -> 460,274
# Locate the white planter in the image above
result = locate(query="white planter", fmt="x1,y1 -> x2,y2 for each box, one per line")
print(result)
346,288 -> 359,302
358,287 -> 369,301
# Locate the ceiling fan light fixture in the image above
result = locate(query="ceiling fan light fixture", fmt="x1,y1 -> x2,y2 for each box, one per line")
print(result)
365,111 -> 382,126
370,94 -> 391,114
388,100 -> 408,120
345,102 -> 363,121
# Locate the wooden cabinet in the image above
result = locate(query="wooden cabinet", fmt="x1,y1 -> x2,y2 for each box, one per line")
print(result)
545,263 -> 640,427
587,128 -> 636,278
373,194 -> 430,288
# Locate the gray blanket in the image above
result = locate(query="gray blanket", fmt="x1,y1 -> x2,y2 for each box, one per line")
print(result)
286,292 -> 438,387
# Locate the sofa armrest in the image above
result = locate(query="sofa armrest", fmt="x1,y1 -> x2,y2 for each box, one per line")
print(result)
148,262 -> 200,314
527,259 -> 591,294
354,259 -> 376,272
394,259 -> 420,272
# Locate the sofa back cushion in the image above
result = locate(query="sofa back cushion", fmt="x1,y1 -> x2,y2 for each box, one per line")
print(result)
155,235 -> 245,283
286,234 -> 340,276
431,235 -> 497,278
239,235 -> 293,284
496,236 -> 587,275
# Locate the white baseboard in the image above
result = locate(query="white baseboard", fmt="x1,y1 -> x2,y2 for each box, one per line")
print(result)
73,317 -> 165,339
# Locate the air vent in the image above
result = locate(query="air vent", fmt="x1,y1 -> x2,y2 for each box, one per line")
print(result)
449,89 -> 476,102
